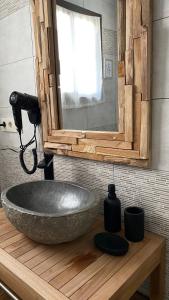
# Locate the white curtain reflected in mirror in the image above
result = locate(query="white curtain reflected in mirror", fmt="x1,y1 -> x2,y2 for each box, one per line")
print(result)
55,0 -> 118,131
57,5 -> 102,107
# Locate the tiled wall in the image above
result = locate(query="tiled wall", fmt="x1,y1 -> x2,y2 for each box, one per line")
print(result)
0,0 -> 37,148
1,0 -> 169,298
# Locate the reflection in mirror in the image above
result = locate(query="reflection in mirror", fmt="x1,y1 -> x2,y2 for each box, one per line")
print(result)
55,0 -> 118,131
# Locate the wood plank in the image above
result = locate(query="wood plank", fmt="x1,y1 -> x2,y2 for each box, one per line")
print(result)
118,77 -> 125,133
0,249 -> 68,300
40,98 -> 48,142
141,30 -> 149,101
40,23 -> 48,69
117,0 -> 126,61
0,224 -> 15,237
0,230 -> 18,243
43,0 -> 52,28
0,233 -> 24,249
49,86 -> 59,129
56,149 -> 69,156
44,142 -> 72,150
133,93 -> 142,151
85,132 -> 125,141
125,49 -> 134,84
67,151 -> 104,162
52,130 -> 86,139
11,242 -> 36,259
48,135 -> 77,145
31,10 -> 42,63
133,0 -> 142,38
60,254 -> 112,297
96,147 -> 139,159
72,145 -> 96,154
79,139 -> 132,150
150,242 -> 166,300
103,156 -> 149,168
140,101 -> 150,159
126,0 -> 133,51
4,238 -> 34,254
125,85 -> 133,142
134,38 -> 142,93
70,238 -> 148,300
24,247 -> 58,269
18,245 -> 48,264
41,244 -> 101,283
39,0 -> 44,23
141,0 -> 151,27
33,227 -> 100,278
118,61 -> 125,77
49,74 -> 55,87
88,237 -> 164,300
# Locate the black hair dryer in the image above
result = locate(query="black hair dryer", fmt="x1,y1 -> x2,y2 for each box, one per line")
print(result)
9,91 -> 41,134
9,91 -> 41,174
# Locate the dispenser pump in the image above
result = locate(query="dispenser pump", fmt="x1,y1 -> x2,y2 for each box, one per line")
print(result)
104,184 -> 121,233
108,184 -> 116,196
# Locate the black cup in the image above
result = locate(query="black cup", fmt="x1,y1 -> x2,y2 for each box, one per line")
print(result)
124,206 -> 144,242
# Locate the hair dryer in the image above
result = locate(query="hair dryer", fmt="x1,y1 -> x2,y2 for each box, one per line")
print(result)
9,91 -> 41,134
9,91 -> 41,175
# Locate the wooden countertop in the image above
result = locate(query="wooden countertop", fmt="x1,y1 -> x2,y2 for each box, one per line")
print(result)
0,208 -> 165,300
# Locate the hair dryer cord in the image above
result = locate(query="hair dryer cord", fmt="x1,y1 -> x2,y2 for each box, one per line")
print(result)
19,125 -> 38,174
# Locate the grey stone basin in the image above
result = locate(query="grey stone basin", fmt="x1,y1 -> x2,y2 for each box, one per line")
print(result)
1,181 -> 99,244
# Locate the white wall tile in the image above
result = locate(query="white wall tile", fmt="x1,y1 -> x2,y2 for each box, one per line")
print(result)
152,18 -> 169,99
0,6 -> 33,66
151,99 -> 169,171
153,0 -> 169,21
0,57 -> 37,147
0,57 -> 36,107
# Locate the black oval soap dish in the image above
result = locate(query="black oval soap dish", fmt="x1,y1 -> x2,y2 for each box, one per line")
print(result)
94,232 -> 129,256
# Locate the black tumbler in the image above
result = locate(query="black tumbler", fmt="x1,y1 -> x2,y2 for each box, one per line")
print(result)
124,206 -> 144,242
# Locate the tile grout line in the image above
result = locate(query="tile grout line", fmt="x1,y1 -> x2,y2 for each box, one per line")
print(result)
0,56 -> 34,68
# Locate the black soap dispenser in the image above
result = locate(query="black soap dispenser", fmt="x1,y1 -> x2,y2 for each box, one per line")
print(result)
104,184 -> 121,233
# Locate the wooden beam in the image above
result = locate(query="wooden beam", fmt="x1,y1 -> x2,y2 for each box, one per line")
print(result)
96,147 -> 140,159
133,93 -> 142,151
141,30 -> 150,101
140,101 -> 150,159
52,130 -> 86,139
118,0 -> 126,61
44,142 -> 72,150
125,50 -> 134,84
125,85 -> 133,142
79,139 -> 132,150
134,38 -> 142,93
48,135 -> 77,145
118,77 -> 125,133
126,0 -> 133,51
85,132 -> 125,141
133,0 -> 142,38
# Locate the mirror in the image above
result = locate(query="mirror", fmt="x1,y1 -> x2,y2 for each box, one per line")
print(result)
55,0 -> 118,132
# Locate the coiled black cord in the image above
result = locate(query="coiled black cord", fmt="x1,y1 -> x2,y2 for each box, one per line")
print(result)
19,125 -> 38,174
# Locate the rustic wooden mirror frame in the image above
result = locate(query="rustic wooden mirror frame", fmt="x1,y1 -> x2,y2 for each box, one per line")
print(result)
31,0 -> 151,168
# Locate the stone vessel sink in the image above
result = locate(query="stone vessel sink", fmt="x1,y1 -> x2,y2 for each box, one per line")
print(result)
1,181 -> 98,244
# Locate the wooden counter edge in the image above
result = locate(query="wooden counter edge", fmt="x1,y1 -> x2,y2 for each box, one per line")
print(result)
0,248 -> 68,300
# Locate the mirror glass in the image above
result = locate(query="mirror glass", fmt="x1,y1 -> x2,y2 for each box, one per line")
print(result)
55,0 -> 118,131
